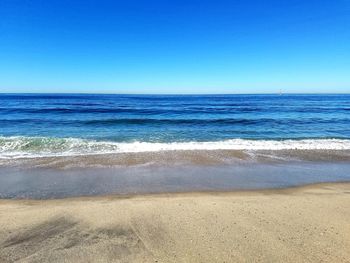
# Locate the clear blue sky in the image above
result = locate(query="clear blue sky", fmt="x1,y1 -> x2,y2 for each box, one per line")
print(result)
0,0 -> 349,94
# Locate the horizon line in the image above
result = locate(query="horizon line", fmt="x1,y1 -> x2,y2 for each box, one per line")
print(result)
0,92 -> 350,96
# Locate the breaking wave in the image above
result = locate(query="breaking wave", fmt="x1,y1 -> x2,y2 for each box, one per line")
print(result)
1,136 -> 350,159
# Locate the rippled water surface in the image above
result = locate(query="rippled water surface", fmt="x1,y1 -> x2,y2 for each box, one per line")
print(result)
1,94 -> 350,158
1,94 -> 349,141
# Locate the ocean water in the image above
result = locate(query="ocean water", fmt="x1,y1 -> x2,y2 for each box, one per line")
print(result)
1,93 -> 350,158
1,93 -> 350,198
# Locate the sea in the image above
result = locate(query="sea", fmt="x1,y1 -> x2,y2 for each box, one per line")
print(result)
1,93 -> 350,198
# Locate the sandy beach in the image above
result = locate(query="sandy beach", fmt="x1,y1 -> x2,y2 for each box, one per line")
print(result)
0,183 -> 349,263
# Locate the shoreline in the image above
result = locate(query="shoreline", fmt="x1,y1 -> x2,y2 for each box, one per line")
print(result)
2,148 -> 350,168
1,182 -> 350,262
0,181 -> 349,202
2,161 -> 350,199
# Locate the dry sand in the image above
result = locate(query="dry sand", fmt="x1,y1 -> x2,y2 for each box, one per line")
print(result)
1,183 -> 350,263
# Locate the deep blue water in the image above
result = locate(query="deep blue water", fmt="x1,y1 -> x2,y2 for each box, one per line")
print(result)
1,94 -> 349,142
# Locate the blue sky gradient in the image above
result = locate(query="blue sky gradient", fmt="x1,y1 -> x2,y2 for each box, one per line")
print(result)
0,0 -> 349,94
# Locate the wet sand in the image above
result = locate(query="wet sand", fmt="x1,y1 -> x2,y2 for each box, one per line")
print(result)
1,183 -> 350,263
2,162 -> 350,199
2,150 -> 350,169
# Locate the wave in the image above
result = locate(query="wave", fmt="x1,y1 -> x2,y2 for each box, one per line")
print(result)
2,117 -> 349,127
1,136 -> 350,159
82,118 -> 266,125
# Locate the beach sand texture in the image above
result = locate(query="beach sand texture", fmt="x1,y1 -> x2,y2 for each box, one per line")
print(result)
1,183 -> 350,263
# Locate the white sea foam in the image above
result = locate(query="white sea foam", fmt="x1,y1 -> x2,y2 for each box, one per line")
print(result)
1,136 -> 350,159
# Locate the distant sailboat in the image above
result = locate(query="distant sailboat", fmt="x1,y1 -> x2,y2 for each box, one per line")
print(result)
279,89 -> 283,95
